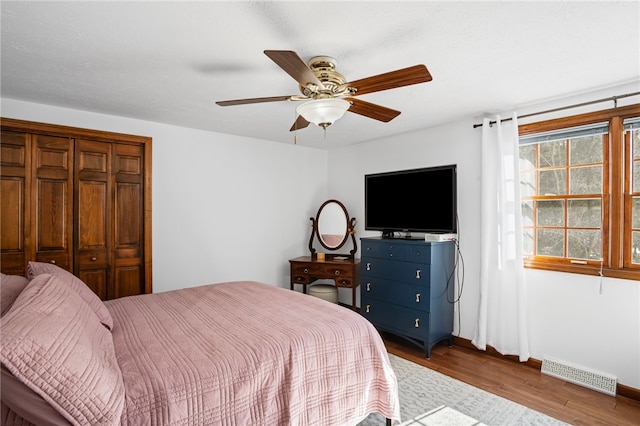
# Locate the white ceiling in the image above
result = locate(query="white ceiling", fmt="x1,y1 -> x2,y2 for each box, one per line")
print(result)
2,1 -> 639,149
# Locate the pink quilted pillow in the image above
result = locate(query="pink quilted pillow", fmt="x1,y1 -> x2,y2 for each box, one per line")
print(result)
0,273 -> 30,317
0,273 -> 125,426
27,262 -> 113,330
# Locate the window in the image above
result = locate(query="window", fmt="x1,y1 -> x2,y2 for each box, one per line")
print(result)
518,104 -> 640,279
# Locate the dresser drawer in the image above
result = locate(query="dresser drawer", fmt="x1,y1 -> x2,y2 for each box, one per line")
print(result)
361,240 -> 411,260
292,263 -> 353,278
362,278 -> 431,311
361,239 -> 434,263
361,300 -> 430,341
362,257 -> 430,284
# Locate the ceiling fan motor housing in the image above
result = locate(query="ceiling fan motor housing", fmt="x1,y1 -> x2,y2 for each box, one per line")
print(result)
301,56 -> 351,98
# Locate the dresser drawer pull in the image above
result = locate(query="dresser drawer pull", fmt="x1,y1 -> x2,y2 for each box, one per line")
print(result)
416,269 -> 421,279
50,260 -> 56,264
334,270 -> 340,276
366,262 -> 371,271
366,282 -> 371,291
304,268 -> 309,273
296,277 -> 305,282
90,257 -> 97,261
366,304 -> 371,313
389,253 -> 393,257
415,318 -> 420,328
416,293 -> 421,303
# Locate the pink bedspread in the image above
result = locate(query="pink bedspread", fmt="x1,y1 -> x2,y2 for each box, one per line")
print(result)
104,281 -> 399,425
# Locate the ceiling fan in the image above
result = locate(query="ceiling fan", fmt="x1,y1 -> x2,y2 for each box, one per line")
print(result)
216,50 -> 433,132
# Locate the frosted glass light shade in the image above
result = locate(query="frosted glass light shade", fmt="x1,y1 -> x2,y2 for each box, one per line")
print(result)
296,99 -> 350,129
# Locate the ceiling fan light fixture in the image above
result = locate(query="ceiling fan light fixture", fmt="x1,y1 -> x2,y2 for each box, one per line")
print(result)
296,99 -> 350,129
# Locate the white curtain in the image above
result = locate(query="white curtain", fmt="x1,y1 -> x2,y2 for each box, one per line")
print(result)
472,113 -> 530,362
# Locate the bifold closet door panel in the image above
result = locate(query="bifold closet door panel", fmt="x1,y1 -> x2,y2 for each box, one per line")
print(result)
112,143 -> 145,299
34,134 -> 73,271
75,139 -> 111,300
0,131 -> 31,275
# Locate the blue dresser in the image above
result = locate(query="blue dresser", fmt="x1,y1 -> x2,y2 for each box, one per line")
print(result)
360,237 -> 456,358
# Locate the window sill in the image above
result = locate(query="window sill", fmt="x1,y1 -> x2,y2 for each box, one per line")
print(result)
523,260 -> 640,281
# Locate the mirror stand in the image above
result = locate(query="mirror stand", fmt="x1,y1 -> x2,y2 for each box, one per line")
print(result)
308,199 -> 357,259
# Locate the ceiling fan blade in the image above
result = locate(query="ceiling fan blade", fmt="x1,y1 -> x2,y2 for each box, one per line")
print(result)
343,64 -> 432,96
216,95 -> 294,106
264,50 -> 325,90
345,98 -> 401,122
289,115 -> 310,131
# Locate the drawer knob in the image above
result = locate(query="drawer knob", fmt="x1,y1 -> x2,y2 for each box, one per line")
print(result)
366,282 -> 371,291
416,269 -> 421,279
389,253 -> 393,257
366,262 -> 371,271
304,268 -> 309,273
334,270 -> 340,276
340,279 -> 348,285
90,257 -> 97,261
415,318 -> 420,328
366,304 -> 371,313
50,260 -> 56,264
416,293 -> 421,303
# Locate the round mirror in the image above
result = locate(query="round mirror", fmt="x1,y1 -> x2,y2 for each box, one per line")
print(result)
317,200 -> 349,249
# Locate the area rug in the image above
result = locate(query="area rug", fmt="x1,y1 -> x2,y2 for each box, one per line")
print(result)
358,354 -> 569,426
399,405 -> 486,426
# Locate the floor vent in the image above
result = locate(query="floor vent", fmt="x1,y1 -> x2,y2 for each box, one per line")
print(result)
541,356 -> 617,396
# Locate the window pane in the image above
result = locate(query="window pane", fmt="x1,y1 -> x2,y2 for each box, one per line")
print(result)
633,232 -> 640,264
537,200 -> 564,226
633,129 -> 640,160
570,166 -> 602,195
522,200 -> 534,226
519,145 -> 536,169
539,169 -> 566,195
520,171 -> 536,197
568,199 -> 601,228
569,135 -> 602,165
539,140 -> 566,167
567,229 -> 601,260
523,228 -> 534,255
634,160 -> 640,193
537,229 -> 564,257
633,197 -> 640,229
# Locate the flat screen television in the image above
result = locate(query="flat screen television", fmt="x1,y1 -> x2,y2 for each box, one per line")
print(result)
365,164 -> 457,237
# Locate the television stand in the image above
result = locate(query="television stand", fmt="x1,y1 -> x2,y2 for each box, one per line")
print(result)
380,231 -> 422,240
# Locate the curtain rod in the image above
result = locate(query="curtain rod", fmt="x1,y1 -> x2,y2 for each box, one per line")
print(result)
472,91 -> 640,128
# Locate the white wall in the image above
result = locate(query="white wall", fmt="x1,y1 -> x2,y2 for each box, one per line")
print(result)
1,98 -> 329,291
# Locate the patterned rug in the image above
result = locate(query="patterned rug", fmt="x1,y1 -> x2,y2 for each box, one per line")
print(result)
358,354 -> 569,426
399,405 -> 486,426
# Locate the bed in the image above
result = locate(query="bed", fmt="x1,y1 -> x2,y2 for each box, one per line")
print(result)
0,263 -> 400,426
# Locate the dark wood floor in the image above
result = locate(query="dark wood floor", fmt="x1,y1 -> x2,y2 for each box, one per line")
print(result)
383,334 -> 640,426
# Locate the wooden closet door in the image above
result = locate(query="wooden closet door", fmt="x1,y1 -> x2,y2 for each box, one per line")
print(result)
0,131 -> 31,275
33,135 -> 73,271
112,143 -> 145,299
75,139 -> 111,300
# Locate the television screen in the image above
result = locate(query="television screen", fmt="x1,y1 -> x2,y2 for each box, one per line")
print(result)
365,165 -> 457,236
